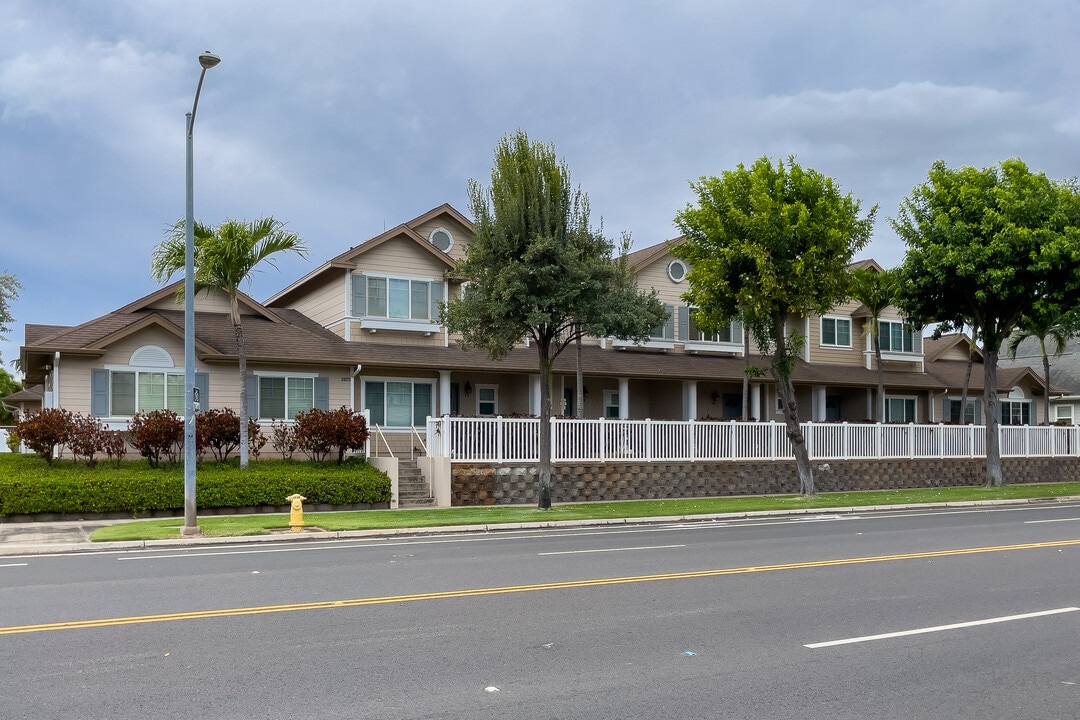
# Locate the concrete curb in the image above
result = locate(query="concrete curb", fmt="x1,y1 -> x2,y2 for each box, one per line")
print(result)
3,494 -> 1078,558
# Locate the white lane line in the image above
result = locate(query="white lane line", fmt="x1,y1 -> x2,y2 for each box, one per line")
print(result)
1024,517 -> 1080,524
805,607 -> 1080,649
0,562 -> 29,568
538,544 -> 685,556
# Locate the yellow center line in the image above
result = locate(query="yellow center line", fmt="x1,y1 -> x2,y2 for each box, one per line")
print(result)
3,538 -> 1078,636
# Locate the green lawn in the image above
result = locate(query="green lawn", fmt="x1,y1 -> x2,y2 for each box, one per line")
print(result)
90,481 -> 1080,542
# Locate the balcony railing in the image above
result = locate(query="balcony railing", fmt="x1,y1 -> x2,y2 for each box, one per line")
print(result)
425,417 -> 1078,464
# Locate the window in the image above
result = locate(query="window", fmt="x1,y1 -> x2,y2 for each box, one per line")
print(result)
945,398 -> 981,424
1000,400 -> 1032,426
821,317 -> 851,347
683,306 -> 743,345
879,320 -> 920,354
429,227 -> 454,252
825,395 -> 842,422
110,371 -> 185,416
1056,405 -> 1073,424
477,386 -> 497,416
255,376 -> 314,420
667,259 -> 687,283
352,274 -> 443,322
650,304 -> 675,341
365,380 -> 434,427
604,390 -> 620,419
886,397 -> 916,423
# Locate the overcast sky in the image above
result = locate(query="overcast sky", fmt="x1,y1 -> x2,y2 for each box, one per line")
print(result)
2,0 -> 1078,375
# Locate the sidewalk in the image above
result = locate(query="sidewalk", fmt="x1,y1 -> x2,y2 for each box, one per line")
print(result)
4,495 -> 1078,557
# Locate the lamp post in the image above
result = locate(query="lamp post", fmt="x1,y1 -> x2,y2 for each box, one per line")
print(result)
182,51 -> 220,537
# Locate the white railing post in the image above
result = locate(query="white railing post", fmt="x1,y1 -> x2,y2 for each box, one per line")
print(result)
969,425 -> 975,458
496,415 -> 504,464
689,418 -> 696,461
550,416 -> 556,462
842,422 -> 849,459
645,418 -> 653,461
807,421 -> 814,460
769,421 -> 776,461
877,422 -> 883,458
908,422 -> 915,458
599,417 -> 606,462
937,423 -> 944,458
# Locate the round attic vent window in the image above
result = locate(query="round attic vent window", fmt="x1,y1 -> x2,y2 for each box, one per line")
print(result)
667,259 -> 687,283
430,228 -> 454,253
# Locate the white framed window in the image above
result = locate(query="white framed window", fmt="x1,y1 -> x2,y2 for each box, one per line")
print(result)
879,320 -> 921,354
108,370 -> 185,416
820,316 -> 852,348
683,306 -> 742,344
364,379 -> 434,427
885,396 -> 917,423
1056,405 -> 1073,424
604,390 -> 620,419
477,385 -> 497,416
256,376 -> 314,420
429,227 -> 454,253
352,273 -> 444,323
1000,400 -> 1032,426
945,397 -> 982,424
667,259 -> 687,283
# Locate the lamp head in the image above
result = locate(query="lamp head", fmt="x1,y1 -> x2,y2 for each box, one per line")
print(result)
199,52 -> 221,70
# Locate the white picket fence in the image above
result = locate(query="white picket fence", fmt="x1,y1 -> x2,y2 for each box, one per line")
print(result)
425,417 -> 1080,464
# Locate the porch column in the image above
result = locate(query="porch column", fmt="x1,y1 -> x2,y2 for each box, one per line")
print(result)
750,383 -> 761,421
438,371 -> 451,415
866,388 -> 874,421
684,380 -> 698,421
618,377 -> 629,419
927,390 -> 935,422
530,374 -> 541,415
813,385 -> 826,421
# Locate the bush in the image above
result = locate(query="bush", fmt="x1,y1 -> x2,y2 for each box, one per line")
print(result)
249,418 -> 267,461
129,410 -> 184,468
271,421 -> 299,460
69,414 -> 109,467
5,428 -> 20,453
15,408 -> 74,463
294,407 -> 369,464
196,408 -> 241,462
103,430 -> 128,465
0,454 -> 391,516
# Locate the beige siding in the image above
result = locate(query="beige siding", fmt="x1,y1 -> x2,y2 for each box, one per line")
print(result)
355,237 -> 449,277
288,273 -> 347,329
348,322 -> 446,347
147,288 -> 255,315
411,216 -> 473,264
808,306 -> 863,367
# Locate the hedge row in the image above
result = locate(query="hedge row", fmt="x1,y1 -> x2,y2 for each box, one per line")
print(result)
0,455 -> 391,516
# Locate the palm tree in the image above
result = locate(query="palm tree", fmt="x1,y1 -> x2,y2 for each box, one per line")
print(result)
1007,307 -> 1079,424
850,266 -> 899,421
152,217 -> 308,467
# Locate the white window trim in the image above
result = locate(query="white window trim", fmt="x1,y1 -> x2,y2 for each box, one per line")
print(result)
361,376 -> 437,430
667,259 -> 687,283
103,368 -> 186,418
684,312 -> 743,354
429,227 -> 454,253
254,374 -> 318,421
1055,404 -> 1073,422
944,396 -> 982,424
819,315 -> 853,349
353,272 -> 443,334
476,384 -> 498,416
878,319 -> 922,358
885,394 -> 918,423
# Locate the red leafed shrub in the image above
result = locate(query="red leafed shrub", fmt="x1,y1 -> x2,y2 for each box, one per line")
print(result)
196,408 -> 241,462
69,414 -> 109,467
248,418 -> 267,461
103,430 -> 128,465
271,421 -> 299,460
293,407 -> 369,464
129,410 -> 184,468
15,408 -> 74,463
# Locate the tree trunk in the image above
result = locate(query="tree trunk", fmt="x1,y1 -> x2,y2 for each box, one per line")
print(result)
536,338 -> 554,509
742,326 -> 750,419
575,327 -> 584,419
772,312 -> 814,495
983,347 -> 1002,486
873,320 -> 885,422
1042,344 -> 1051,425
960,326 -> 976,424
234,319 -> 247,468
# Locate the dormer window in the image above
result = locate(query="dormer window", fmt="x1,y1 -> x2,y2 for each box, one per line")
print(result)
429,228 -> 454,253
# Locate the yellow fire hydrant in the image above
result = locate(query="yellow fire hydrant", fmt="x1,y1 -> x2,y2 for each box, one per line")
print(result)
287,493 -> 306,532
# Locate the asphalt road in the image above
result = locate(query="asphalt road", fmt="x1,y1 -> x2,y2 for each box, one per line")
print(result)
3,502 -> 1080,719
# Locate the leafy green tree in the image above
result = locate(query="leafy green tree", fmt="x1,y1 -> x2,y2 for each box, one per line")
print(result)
894,158 -> 1080,485
674,156 -> 876,496
0,367 -> 21,424
442,131 -> 667,509
849,266 -> 900,422
151,217 -> 308,467
1007,307 -> 1080,425
0,271 -> 21,365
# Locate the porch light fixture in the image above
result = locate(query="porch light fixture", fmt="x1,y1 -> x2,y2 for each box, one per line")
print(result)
711,390 -> 720,404
464,380 -> 472,397
183,50 -> 220,537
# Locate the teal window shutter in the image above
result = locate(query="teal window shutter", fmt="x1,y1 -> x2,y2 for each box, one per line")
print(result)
194,373 -> 209,412
91,369 -> 110,417
245,375 -> 259,418
430,281 -> 445,323
678,306 -> 689,342
314,377 -> 330,411
664,304 -> 675,340
351,274 -> 366,317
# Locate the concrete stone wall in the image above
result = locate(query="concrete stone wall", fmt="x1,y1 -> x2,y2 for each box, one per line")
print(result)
450,457 -> 1080,505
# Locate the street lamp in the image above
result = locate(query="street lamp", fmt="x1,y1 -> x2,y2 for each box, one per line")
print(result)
182,51 -> 220,537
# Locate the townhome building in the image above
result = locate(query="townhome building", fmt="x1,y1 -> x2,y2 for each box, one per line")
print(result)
15,204 -> 1050,457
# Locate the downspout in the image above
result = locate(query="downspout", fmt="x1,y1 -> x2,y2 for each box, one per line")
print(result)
53,351 -> 60,409
350,364 -> 362,412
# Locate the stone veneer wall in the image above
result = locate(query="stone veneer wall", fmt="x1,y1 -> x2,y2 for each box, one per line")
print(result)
450,458 -> 1080,506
